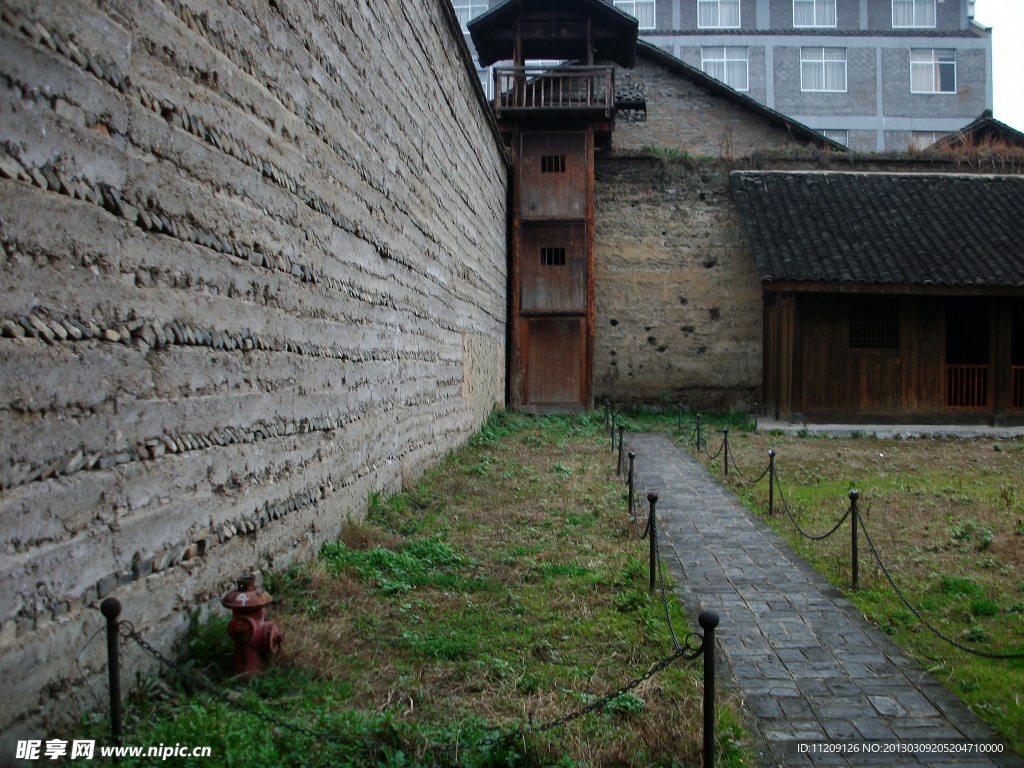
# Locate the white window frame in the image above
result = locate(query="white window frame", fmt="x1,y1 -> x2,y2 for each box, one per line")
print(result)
909,130 -> 947,149
701,47 -> 749,91
614,0 -> 656,30
477,67 -> 494,100
821,129 -> 849,147
892,0 -> 936,28
793,0 -> 837,28
910,49 -> 956,94
800,47 -> 847,92
452,0 -> 488,31
698,0 -> 741,29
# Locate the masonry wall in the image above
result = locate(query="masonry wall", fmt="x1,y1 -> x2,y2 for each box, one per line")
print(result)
0,0 -> 508,743
594,157 -> 764,408
613,58 -> 814,156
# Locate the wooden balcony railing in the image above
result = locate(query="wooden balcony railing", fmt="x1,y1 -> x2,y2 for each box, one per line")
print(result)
946,364 -> 989,409
1013,366 -> 1024,410
493,66 -> 614,117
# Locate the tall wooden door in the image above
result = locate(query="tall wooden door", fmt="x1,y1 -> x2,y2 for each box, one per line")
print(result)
515,130 -> 592,411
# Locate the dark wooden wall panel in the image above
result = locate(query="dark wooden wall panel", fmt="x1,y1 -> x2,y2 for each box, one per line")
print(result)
520,223 -> 586,312
520,132 -> 586,219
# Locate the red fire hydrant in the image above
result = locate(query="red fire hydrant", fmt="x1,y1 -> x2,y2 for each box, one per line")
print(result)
221,574 -> 281,678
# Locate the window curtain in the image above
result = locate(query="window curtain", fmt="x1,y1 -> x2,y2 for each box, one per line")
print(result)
802,48 -> 845,91
699,0 -> 740,27
721,0 -> 740,26
725,47 -> 748,90
894,0 -> 934,26
795,0 -> 835,26
910,50 -> 932,91
635,0 -> 656,28
817,0 -> 836,25
823,48 -> 846,91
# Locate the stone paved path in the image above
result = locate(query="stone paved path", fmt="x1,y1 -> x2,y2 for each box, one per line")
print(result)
628,433 -> 1022,768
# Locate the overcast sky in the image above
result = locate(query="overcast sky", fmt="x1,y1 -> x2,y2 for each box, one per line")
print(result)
972,0 -> 1024,131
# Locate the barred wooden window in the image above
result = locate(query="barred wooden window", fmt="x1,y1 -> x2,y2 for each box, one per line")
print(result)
540,155 -> 565,173
541,247 -> 566,266
849,298 -> 899,349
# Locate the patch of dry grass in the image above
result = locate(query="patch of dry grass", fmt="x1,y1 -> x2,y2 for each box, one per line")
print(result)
126,412 -> 749,767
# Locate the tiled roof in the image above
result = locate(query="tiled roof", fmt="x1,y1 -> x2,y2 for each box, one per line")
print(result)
931,110 -> 1024,150
730,171 -> 1024,287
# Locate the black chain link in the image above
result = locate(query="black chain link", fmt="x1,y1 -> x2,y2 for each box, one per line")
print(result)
774,472 -> 852,541
856,516 -> 1024,660
120,447 -> 711,757
746,461 -> 771,485
121,622 -> 368,748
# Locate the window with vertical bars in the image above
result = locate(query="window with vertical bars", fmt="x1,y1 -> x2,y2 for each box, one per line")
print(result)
540,155 -> 566,173
541,247 -> 566,266
849,298 -> 899,349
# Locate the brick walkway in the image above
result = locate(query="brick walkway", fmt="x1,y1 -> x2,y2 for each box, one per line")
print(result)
628,433 -> 1021,768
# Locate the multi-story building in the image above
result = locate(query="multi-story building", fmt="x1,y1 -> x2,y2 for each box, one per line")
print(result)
454,0 -> 992,152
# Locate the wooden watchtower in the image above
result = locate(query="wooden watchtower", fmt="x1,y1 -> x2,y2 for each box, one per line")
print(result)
469,0 -> 637,412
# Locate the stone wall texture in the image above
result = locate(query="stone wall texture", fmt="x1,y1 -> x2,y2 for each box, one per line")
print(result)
594,157 -> 765,409
0,0 -> 508,743
614,56 -> 814,157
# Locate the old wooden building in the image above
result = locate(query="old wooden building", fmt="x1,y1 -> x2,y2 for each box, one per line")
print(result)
469,0 -> 638,412
733,171 -> 1024,425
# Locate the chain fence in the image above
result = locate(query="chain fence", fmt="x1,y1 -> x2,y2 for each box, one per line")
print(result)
674,414 -> 1024,662
95,413 -> 720,765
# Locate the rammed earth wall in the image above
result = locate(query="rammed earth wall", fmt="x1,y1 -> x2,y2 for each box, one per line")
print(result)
593,156 -> 763,409
0,0 -> 508,742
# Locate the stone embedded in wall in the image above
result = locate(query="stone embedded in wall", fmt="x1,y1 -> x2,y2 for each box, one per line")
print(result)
0,0 -> 508,740
594,156 -> 764,408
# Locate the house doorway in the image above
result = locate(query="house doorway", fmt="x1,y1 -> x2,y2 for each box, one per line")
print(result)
1012,299 -> 1024,411
945,298 -> 990,409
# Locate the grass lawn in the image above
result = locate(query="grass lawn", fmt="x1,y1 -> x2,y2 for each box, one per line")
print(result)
676,414 -> 1024,757
95,411 -> 749,767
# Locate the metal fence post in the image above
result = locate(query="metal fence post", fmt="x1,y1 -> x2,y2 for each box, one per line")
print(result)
699,610 -> 719,768
627,451 -> 636,519
768,449 -> 776,516
604,398 -> 610,428
753,401 -> 759,430
610,414 -> 616,452
647,492 -> 658,593
100,597 -> 123,747
617,425 -> 625,476
849,490 -> 860,590
695,413 -> 703,451
723,429 -> 730,476
677,402 -> 682,431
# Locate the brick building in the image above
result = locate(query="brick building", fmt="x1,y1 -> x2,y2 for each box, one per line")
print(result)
455,0 -> 993,152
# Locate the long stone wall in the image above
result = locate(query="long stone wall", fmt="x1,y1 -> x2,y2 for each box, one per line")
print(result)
0,0 -> 508,742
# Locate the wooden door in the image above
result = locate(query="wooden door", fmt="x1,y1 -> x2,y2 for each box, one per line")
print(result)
521,317 -> 586,406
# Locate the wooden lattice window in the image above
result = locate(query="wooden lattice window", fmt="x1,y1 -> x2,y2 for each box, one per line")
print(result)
540,155 -> 566,173
849,298 -> 899,350
541,247 -> 566,266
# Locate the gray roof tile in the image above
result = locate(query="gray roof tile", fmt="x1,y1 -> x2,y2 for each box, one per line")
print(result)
730,171 -> 1024,287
